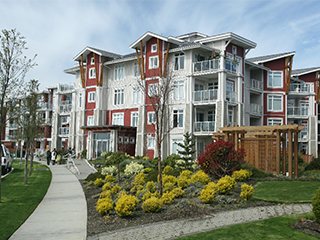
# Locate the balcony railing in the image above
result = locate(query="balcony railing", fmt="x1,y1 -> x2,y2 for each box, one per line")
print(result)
227,121 -> 237,127
59,127 -> 69,135
250,79 -> 262,91
38,102 -> 52,110
60,83 -> 74,92
226,91 -> 237,103
194,89 -> 218,103
225,59 -> 239,73
299,131 -> 308,141
287,106 -> 309,117
193,59 -> 219,74
59,104 -> 72,114
194,121 -> 215,133
250,103 -> 262,115
289,83 -> 312,94
9,123 -> 18,128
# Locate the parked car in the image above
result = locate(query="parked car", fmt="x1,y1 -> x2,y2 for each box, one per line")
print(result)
2,144 -> 13,175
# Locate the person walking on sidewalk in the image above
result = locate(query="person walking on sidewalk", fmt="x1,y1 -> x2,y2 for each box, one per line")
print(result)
51,148 -> 57,165
46,147 -> 51,166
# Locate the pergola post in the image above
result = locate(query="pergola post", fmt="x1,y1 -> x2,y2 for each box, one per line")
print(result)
276,130 -> 281,174
288,130 -> 293,177
294,131 -> 299,178
282,132 -> 287,175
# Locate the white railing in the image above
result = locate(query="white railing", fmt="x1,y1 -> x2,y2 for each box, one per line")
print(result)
251,79 -> 262,90
194,89 -> 218,102
287,106 -> 309,117
250,103 -> 262,115
225,59 -> 239,73
226,91 -> 237,103
59,127 -> 69,135
227,121 -> 237,127
60,83 -> 74,92
60,100 -> 71,105
193,59 -> 219,73
61,116 -> 69,124
38,102 -> 52,109
59,104 -> 72,114
289,83 -> 312,93
194,121 -> 215,133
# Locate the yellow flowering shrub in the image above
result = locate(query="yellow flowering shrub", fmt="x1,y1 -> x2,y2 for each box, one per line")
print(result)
190,170 -> 210,185
144,168 -> 152,173
160,175 -> 177,186
204,182 -> 217,191
96,197 -> 113,215
115,192 -> 139,217
161,192 -> 175,204
163,182 -> 175,193
177,177 -> 191,189
142,197 -> 163,212
102,182 -> 112,192
163,166 -> 174,175
232,169 -> 252,182
146,181 -> 157,193
240,183 -> 254,201
94,178 -> 104,187
132,172 -> 146,186
216,175 -> 236,194
111,184 -> 122,194
171,187 -> 185,198
179,170 -> 193,179
99,190 -> 112,199
105,175 -> 116,183
198,189 -> 215,203
130,184 -> 144,194
142,191 -> 160,201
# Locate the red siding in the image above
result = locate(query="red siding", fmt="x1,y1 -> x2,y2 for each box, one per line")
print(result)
86,89 -> 96,110
263,58 -> 286,92
145,37 -> 163,78
86,52 -> 99,87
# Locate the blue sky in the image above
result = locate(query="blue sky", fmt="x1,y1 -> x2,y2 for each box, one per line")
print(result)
1,0 -> 320,89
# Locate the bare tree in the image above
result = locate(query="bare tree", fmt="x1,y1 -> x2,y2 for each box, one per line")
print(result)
137,67 -> 176,196
0,29 -> 36,200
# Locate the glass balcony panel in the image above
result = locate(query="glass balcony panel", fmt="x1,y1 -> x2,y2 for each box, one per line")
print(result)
194,90 -> 217,102
194,121 -> 215,132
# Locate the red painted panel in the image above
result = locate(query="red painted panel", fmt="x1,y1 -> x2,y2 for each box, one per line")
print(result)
263,58 -> 286,92
145,37 -> 163,78
86,52 -> 100,87
86,88 -> 96,110
108,108 -> 138,126
147,150 -> 154,159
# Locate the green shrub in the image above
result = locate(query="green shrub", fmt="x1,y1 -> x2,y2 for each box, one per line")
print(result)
305,158 -> 320,171
162,154 -> 181,168
144,168 -> 152,173
85,172 -> 105,182
190,170 -> 210,185
115,192 -> 139,217
240,183 -> 254,201
102,152 -> 126,167
312,187 -> 320,222
81,149 -> 87,159
101,166 -> 117,176
124,162 -> 144,176
241,164 -> 269,178
232,169 -> 252,182
130,184 -> 144,194
96,197 -> 113,215
179,170 -> 193,179
142,197 -> 162,212
216,175 -> 236,194
163,166 -> 174,175
94,178 -> 104,187
145,170 -> 158,182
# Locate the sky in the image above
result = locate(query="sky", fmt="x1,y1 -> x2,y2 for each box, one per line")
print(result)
1,0 -> 320,90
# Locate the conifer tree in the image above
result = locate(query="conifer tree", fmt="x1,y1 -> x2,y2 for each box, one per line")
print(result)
177,131 -> 196,169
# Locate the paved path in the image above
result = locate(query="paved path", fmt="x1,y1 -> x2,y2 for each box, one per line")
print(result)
9,158 -> 95,240
88,203 -> 313,240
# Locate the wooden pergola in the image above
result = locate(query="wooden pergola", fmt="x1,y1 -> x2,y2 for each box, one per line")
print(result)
212,124 -> 304,178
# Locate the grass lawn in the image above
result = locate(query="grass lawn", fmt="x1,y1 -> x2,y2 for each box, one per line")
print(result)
253,181 -> 320,203
0,160 -> 52,240
176,213 -> 318,240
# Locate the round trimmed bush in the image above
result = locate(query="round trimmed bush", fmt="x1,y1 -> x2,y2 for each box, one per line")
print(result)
115,192 -> 139,217
94,178 -> 104,187
142,197 -> 162,212
96,197 -> 113,215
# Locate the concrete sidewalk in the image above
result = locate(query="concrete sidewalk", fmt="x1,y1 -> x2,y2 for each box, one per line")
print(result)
9,160 -> 89,240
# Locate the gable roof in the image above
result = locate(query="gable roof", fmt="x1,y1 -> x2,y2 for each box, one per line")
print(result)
247,51 -> 295,64
73,46 -> 121,62
291,67 -> 320,76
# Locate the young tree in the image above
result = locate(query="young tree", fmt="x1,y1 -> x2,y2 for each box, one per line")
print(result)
0,29 -> 36,200
137,67 -> 176,196
18,79 -> 44,183
176,131 -> 196,169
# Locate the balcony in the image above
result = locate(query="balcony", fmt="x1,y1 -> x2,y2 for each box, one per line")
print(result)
226,91 -> 237,103
193,59 -> 219,75
288,83 -> 314,97
287,106 -> 309,118
225,59 -> 239,74
194,89 -> 217,104
194,121 -> 215,134
250,103 -> 262,116
60,83 -> 74,92
299,131 -> 308,142
8,134 -> 17,140
38,102 -> 52,110
250,79 -> 263,92
59,104 -> 72,114
59,127 -> 69,135
8,123 -> 18,129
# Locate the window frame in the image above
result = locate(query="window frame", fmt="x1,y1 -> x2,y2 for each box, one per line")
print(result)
173,109 -> 184,128
114,64 -> 125,81
87,115 -> 94,126
148,83 -> 158,97
112,112 -> 124,126
149,56 -> 159,69
91,57 -> 95,65
172,139 -> 183,155
268,71 -> 283,88
147,134 -> 155,149
174,53 -> 185,71
132,86 -> 140,104
89,68 -> 96,79
267,118 -> 283,126
148,112 -> 156,125
173,80 -> 184,100
88,91 -> 95,103
267,94 -> 283,112
131,112 -> 139,127
151,44 -> 157,53
114,89 -> 124,105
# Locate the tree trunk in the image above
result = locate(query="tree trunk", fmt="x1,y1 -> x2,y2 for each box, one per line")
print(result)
24,150 -> 28,185
29,143 -> 34,176
117,151 -> 120,185
158,142 -> 162,197
0,139 -> 3,202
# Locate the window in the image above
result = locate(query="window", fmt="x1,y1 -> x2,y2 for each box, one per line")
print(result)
91,57 -> 95,65
89,68 -> 96,79
174,53 -> 185,70
79,93 -> 82,108
148,112 -> 156,124
267,95 -> 283,111
267,118 -> 283,126
124,136 -> 129,144
115,64 -> 125,81
112,113 -> 124,125
151,44 -> 157,53
173,109 -> 183,128
232,46 -> 237,55
268,71 -> 283,88
172,139 -> 183,155
173,81 -> 184,100
132,86 -> 140,104
228,109 -> 234,127
114,89 -> 124,105
131,112 -> 138,127
149,56 -> 158,69
147,134 -> 155,149
119,136 -> 123,143
134,62 -> 140,77
235,56 -> 242,73
88,91 -> 95,102
87,116 -> 94,126
130,137 -> 135,144
148,83 -> 158,96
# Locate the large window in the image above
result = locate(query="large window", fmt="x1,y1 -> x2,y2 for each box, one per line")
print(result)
268,71 -> 283,88
148,83 -> 158,96
89,68 -> 96,79
267,118 -> 283,126
172,139 -> 183,155
267,95 -> 282,111
114,89 -> 124,105
173,109 -> 183,128
87,116 -> 94,126
149,56 -> 158,69
147,134 -> 155,149
88,91 -> 95,102
113,113 -> 124,125
148,112 -> 156,124
115,64 -> 125,81
174,81 -> 184,100
131,112 -> 138,127
132,86 -> 140,104
174,53 -> 185,70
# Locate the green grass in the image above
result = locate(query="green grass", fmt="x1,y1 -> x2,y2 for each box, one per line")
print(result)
176,213 -> 318,240
253,181 -> 320,203
0,160 -> 52,240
